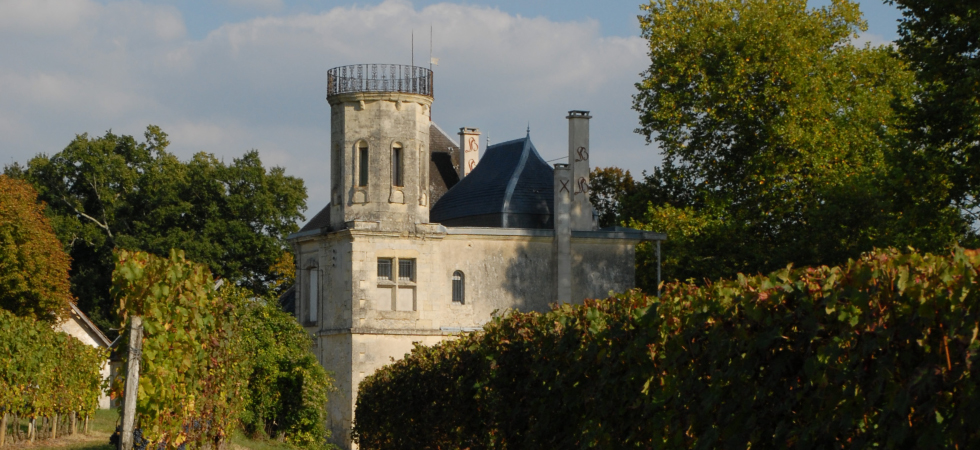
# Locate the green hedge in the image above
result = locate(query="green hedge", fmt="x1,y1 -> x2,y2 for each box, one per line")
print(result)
353,247 -> 980,449
0,309 -> 105,421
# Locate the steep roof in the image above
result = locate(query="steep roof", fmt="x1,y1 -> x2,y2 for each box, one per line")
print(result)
430,135 -> 554,229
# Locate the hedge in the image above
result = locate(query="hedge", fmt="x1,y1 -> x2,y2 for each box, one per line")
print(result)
353,247 -> 980,449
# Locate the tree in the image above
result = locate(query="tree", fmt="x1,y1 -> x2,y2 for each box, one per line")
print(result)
888,0 -> 980,241
9,126 -> 307,331
629,0 -> 933,283
0,175 -> 73,323
236,293 -> 333,448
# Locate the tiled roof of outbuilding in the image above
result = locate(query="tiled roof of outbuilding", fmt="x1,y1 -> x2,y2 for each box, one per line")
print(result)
430,135 -> 554,228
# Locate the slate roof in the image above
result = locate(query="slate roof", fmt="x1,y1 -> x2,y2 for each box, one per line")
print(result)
428,123 -> 460,206
299,201 -> 331,233
430,135 -> 554,229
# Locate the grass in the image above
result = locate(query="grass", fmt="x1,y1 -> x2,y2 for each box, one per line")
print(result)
2,410 -> 298,450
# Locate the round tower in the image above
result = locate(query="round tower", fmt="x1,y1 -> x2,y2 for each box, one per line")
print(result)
326,64 -> 433,231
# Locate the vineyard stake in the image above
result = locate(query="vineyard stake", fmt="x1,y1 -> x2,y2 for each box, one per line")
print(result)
1,412 -> 7,447
52,414 -> 58,440
121,316 -> 143,450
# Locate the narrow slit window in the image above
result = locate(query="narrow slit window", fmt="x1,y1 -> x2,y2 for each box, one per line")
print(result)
392,144 -> 403,187
398,259 -> 415,282
308,269 -> 319,323
358,144 -> 369,187
377,258 -> 392,281
452,271 -> 465,304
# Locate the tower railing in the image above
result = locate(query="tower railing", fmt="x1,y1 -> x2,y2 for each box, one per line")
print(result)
327,64 -> 433,98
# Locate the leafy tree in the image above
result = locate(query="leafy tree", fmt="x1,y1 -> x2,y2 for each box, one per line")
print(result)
887,0 -> 980,241
629,0 -> 926,283
0,175 -> 73,323
236,294 -> 333,448
9,126 -> 307,331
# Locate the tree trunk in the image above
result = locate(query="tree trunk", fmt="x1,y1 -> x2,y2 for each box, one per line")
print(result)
121,316 -> 144,450
28,417 -> 34,443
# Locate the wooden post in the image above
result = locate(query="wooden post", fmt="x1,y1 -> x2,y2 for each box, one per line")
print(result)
70,412 -> 76,436
28,417 -> 34,443
1,412 -> 7,447
120,316 -> 143,450
52,414 -> 58,440
85,415 -> 90,435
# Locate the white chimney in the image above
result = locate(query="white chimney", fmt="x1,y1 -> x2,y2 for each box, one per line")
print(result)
566,111 -> 594,230
457,127 -> 481,178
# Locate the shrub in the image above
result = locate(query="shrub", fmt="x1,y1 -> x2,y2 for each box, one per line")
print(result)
354,247 -> 980,449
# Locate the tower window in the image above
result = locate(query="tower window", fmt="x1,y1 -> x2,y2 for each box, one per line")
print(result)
378,258 -> 392,281
452,271 -> 465,304
392,144 -> 404,187
358,143 -> 369,187
398,259 -> 415,282
308,268 -> 319,323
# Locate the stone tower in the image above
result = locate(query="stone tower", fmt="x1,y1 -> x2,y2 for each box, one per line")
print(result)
326,64 -> 434,232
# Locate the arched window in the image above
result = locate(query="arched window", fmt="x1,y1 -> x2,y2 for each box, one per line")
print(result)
452,270 -> 465,304
392,143 -> 404,187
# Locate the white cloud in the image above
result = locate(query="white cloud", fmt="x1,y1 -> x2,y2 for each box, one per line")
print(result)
852,31 -> 893,48
0,0 -> 99,36
0,0 -> 660,222
223,0 -> 284,12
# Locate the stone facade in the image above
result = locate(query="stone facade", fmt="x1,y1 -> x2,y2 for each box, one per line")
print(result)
289,64 -> 665,449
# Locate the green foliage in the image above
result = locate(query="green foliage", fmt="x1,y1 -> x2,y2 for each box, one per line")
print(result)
235,293 -> 334,449
0,309 -> 105,419
12,126 -> 307,332
112,249 -> 247,449
0,175 -> 74,323
353,247 -> 980,449
887,0 -> 980,242
112,249 -> 333,449
625,0 -> 961,283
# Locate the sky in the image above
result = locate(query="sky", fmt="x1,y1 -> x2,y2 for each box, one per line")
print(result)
0,0 -> 904,225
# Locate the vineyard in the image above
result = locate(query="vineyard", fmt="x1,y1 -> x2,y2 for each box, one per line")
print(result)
111,249 -> 334,450
354,247 -> 980,449
0,309 -> 105,446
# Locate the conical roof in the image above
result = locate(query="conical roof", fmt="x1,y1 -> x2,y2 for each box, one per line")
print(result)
430,135 -> 554,228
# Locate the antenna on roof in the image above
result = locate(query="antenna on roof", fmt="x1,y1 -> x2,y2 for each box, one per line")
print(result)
527,122 -> 531,135
411,29 -> 414,67
486,132 -> 490,148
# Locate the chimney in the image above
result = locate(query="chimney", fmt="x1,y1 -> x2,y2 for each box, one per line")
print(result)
457,127 -> 481,178
566,110 -> 594,230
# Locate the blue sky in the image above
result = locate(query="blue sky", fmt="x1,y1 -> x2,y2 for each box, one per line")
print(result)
0,0 -> 904,223
138,0 -> 902,42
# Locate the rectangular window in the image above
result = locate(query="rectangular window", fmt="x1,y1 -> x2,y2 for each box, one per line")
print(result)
308,269 -> 318,323
398,259 -> 415,282
358,145 -> 369,187
392,146 -> 403,186
377,258 -> 392,281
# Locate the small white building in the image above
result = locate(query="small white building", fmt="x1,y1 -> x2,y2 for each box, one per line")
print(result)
288,64 -> 665,449
58,303 -> 112,409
